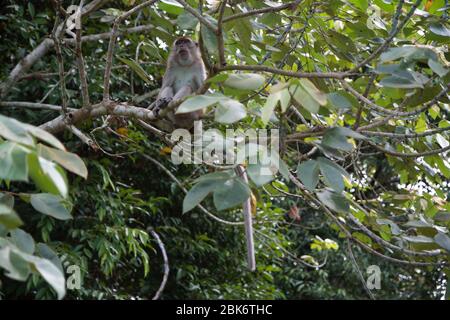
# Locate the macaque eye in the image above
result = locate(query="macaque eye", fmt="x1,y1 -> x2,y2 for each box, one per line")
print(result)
175,38 -> 192,46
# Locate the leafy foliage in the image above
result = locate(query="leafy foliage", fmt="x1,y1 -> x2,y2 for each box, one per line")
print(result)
1,0 -> 450,300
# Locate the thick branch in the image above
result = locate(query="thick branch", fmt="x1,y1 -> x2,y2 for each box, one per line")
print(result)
216,0 -> 228,67
176,0 -> 216,31
0,101 -> 76,112
0,0 -> 109,98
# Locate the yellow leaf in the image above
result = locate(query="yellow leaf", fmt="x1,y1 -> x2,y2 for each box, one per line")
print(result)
116,127 -> 128,136
160,146 -> 172,155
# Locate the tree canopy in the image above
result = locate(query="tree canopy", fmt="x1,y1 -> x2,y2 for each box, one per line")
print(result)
0,0 -> 449,300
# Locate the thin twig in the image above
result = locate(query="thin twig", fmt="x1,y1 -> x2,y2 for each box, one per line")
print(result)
346,240 -> 376,300
74,0 -> 91,108
148,227 -> 169,300
142,154 -> 244,226
223,0 -> 302,23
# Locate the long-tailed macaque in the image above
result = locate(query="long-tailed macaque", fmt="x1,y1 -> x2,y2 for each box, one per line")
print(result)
153,36 -> 207,129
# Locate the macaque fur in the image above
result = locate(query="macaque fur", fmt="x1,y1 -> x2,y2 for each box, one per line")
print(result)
154,36 -> 207,129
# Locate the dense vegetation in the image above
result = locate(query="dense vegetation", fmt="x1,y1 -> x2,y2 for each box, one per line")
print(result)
0,0 -> 449,300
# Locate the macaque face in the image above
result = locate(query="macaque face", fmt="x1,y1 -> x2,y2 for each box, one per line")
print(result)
173,37 -> 197,66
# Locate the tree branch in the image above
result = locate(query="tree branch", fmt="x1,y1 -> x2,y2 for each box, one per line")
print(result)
176,0 -> 217,31
0,0 -> 109,98
74,0 -> 91,108
220,64 -> 354,79
148,227 -> 169,300
222,0 -> 302,23
235,164 -> 256,271
0,101 -> 76,112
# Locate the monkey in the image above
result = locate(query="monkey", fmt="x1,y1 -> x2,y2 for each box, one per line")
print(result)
152,36 -> 207,129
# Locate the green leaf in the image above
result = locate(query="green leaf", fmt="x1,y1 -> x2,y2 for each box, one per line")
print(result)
297,160 -> 320,192
0,246 -> 66,299
28,2 -> 35,17
117,57 -> 151,84
10,229 -> 35,255
183,179 -> 219,213
380,46 -> 438,62
37,144 -> 88,179
200,16 -> 218,54
35,243 -> 64,273
0,114 -> 34,147
141,41 -> 162,60
23,124 -> 65,150
158,0 -> 184,15
223,73 -> 265,90
28,155 -> 68,198
327,92 -> 352,110
299,79 -> 327,105
290,84 -> 320,114
176,12 -> 198,30
379,75 -> 424,89
322,129 -> 353,152
30,193 -> 72,220
215,99 -> 247,124
0,115 -> 65,151
0,204 -> 23,229
335,127 -> 367,140
0,193 -> 14,208
429,23 -> 450,37
206,73 -> 229,83
247,163 -> 275,186
435,212 -> 450,222
317,157 -> 348,192
322,127 -> 366,152
316,189 -> 349,213
377,219 -> 401,235
28,256 -> 66,299
434,233 -> 450,252
0,141 -> 30,181
213,177 -> 251,211
380,47 -> 416,62
0,246 -> 30,281
261,93 -> 279,124
277,89 -> 291,112
177,94 -> 224,114
233,18 -> 252,52
326,30 -> 357,54
428,58 -> 449,77
402,235 -> 434,243
194,170 -> 233,183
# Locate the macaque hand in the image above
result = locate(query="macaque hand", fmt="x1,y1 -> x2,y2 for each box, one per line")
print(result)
153,97 -> 173,115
